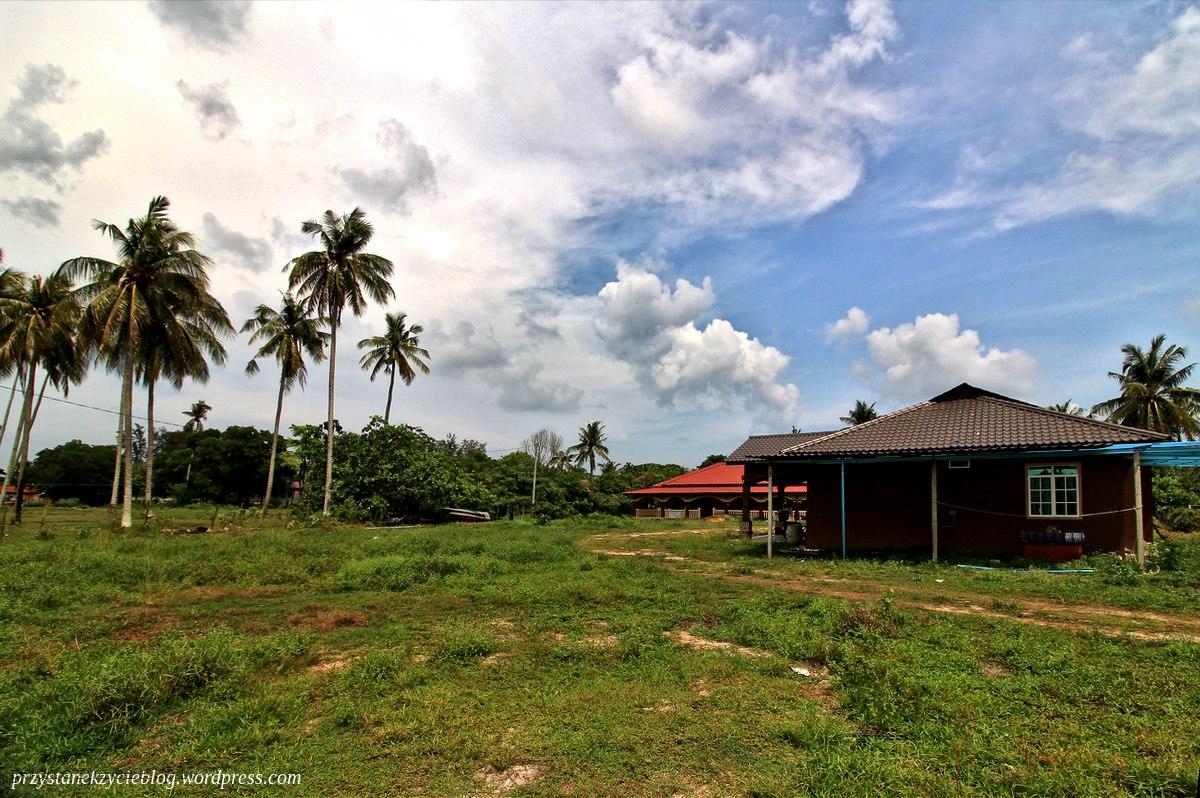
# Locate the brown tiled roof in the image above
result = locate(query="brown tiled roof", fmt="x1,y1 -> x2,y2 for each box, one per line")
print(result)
771,383 -> 1165,458
728,431 -> 838,462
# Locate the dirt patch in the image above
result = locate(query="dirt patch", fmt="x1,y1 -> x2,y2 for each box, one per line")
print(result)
790,660 -> 836,710
288,606 -> 368,632
580,634 -> 618,647
584,532 -> 1200,644
981,661 -> 1011,678
665,630 -> 770,658
476,764 -> 544,795
113,607 -> 177,642
481,652 -> 511,667
177,585 -> 284,602
308,656 -> 351,674
691,679 -> 712,698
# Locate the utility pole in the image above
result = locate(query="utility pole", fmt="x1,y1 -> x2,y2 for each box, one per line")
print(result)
532,454 -> 538,508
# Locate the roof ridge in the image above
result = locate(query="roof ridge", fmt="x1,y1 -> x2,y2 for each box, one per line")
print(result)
976,395 -> 1169,439
781,401 -> 932,454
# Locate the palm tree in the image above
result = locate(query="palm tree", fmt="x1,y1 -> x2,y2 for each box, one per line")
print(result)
181,399 -> 212,489
1092,335 -> 1200,439
357,312 -> 430,424
548,450 -> 573,471
840,400 -> 878,426
59,196 -> 223,528
140,288 -> 231,517
0,272 -> 85,523
287,208 -> 394,516
1046,400 -> 1086,417
243,294 -> 328,515
567,420 -> 612,476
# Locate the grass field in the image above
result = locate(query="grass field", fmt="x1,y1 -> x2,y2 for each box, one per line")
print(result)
2,507 -> 1199,796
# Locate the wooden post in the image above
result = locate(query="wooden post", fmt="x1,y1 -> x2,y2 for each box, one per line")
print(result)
1133,451 -> 1145,566
766,464 -> 774,559
740,472 -> 752,536
930,458 -> 939,563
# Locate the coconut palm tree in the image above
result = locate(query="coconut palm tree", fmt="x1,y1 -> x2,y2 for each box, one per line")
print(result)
548,450 -> 573,471
287,208 -> 394,516
140,290 -> 231,517
1091,335 -> 1200,440
59,196 -> 223,528
567,420 -> 611,476
0,272 -> 85,522
243,294 -> 328,515
357,312 -> 430,424
840,400 -> 878,426
181,399 -> 212,489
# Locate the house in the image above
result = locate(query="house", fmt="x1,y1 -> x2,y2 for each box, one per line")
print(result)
728,383 -> 1191,563
624,460 -> 810,519
2,484 -> 42,505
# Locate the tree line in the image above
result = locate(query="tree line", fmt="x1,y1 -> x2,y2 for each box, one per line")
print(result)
0,200 -> 430,527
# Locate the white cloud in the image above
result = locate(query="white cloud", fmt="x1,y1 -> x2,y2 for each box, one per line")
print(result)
928,7 -> 1200,230
596,261 -> 799,423
853,312 -> 1036,400
825,306 -> 869,342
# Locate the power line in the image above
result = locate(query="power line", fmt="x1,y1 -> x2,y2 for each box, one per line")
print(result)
0,383 -> 186,428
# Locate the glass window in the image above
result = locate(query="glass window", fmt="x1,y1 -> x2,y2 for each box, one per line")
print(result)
1027,464 -> 1079,517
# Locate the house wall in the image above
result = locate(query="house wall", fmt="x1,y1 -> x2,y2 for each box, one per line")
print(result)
796,455 -> 1150,557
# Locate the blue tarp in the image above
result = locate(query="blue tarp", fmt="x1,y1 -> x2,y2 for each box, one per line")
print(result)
1093,441 -> 1200,466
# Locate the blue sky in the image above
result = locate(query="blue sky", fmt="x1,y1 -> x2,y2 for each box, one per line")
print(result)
1,0 -> 1198,466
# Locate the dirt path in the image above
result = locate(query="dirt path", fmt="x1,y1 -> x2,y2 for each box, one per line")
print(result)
581,529 -> 1200,645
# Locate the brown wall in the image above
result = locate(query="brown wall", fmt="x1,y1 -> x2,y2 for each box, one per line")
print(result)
777,455 -> 1150,557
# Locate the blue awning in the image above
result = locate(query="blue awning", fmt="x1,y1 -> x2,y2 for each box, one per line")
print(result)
1091,441 -> 1200,466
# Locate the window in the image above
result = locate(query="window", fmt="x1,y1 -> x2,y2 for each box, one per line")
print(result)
1027,464 -> 1079,518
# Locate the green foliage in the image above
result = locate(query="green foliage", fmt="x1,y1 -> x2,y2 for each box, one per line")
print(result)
699,453 -> 726,468
25,439 -> 116,504
1153,467 -> 1200,531
155,426 -> 294,505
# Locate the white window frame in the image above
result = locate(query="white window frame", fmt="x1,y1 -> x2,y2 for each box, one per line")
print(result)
1026,462 -> 1082,519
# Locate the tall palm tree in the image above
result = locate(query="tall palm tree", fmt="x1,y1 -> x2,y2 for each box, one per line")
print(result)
287,208 -> 394,516
59,196 -> 223,528
0,272 -> 85,523
840,400 -> 878,426
1092,334 -> 1200,440
140,289 -> 231,517
567,420 -> 611,476
548,450 -> 573,471
243,294 -> 328,515
357,311 -> 430,424
181,399 -> 212,489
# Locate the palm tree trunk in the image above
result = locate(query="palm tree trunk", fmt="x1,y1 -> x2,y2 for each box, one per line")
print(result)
322,318 -> 338,516
0,364 -> 24,458
109,388 -> 125,514
143,377 -> 155,519
120,329 -> 136,529
14,372 -> 49,523
1,364 -> 33,527
261,373 -> 286,516
384,365 -> 395,424
10,363 -> 37,524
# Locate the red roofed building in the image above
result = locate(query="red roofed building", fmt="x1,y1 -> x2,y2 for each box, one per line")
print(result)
624,461 -> 806,519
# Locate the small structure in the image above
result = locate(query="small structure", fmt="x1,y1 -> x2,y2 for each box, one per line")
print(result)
3,484 -> 42,505
729,383 -> 1187,563
624,461 -> 808,519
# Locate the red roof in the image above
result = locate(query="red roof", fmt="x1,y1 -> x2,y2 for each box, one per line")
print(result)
624,461 -> 805,497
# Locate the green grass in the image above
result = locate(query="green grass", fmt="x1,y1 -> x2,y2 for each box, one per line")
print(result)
1,507 -> 1198,796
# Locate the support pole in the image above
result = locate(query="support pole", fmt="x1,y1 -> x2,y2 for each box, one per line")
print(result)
766,464 -> 774,559
740,472 -> 752,536
839,459 -> 847,560
930,458 -> 939,563
1133,451 -> 1144,566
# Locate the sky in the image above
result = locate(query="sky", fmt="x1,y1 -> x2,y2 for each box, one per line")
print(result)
1,0 -> 1199,468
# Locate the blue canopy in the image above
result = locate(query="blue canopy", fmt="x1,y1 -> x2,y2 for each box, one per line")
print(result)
1093,441 -> 1200,467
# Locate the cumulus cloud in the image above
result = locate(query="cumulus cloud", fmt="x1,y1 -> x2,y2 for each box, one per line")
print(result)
201,213 -> 273,273
0,63 -> 108,184
176,80 -> 241,141
852,312 -> 1036,400
2,196 -> 61,228
148,0 -> 251,49
425,320 -> 581,413
338,119 -> 437,214
596,260 -> 798,422
825,306 -> 869,342
928,7 -> 1200,230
